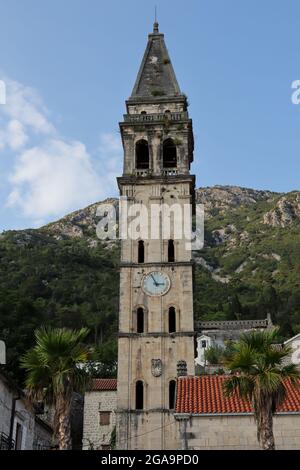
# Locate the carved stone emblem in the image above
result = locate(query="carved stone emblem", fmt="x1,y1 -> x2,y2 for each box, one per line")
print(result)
151,359 -> 162,377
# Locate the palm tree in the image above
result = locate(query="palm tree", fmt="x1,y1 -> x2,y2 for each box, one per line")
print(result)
21,327 -> 91,450
223,327 -> 299,450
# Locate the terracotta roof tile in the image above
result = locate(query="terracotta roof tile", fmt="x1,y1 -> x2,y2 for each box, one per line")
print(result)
90,378 -> 117,391
175,376 -> 300,414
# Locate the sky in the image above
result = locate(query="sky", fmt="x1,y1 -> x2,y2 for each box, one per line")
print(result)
0,0 -> 300,231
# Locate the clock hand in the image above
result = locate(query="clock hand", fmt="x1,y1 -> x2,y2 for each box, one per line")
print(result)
150,274 -> 159,286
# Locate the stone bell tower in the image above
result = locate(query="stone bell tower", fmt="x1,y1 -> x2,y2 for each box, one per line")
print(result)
116,22 -> 195,450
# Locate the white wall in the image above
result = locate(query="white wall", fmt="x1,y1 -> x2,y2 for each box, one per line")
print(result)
179,414 -> 300,450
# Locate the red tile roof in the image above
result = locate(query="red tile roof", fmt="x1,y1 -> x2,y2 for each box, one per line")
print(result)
90,378 -> 117,391
175,376 -> 300,414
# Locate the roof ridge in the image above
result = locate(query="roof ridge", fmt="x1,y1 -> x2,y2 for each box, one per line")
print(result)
90,378 -> 117,391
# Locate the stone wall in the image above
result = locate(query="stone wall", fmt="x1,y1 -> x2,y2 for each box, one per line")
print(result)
179,414 -> 300,450
117,410 -> 179,450
83,390 -> 117,450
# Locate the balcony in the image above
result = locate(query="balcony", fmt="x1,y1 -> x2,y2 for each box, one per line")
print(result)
132,168 -> 179,177
123,112 -> 188,123
162,168 -> 178,176
133,169 -> 152,177
0,432 -> 15,450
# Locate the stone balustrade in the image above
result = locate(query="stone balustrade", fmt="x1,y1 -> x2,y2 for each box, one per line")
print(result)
133,168 -> 179,177
123,112 -> 188,123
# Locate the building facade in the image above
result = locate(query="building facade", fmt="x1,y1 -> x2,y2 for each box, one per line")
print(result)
0,372 -> 52,450
284,333 -> 300,370
195,316 -> 272,370
83,374 -> 300,450
174,375 -> 300,450
116,22 -> 195,450
83,379 -> 117,450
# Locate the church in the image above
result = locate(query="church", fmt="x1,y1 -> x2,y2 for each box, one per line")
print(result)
82,23 -> 300,451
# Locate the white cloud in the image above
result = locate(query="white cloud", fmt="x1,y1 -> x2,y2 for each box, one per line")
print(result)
1,77 -> 123,225
0,119 -> 29,151
0,78 -> 55,153
6,119 -> 29,149
2,78 -> 55,135
7,139 -> 102,218
7,133 -> 122,220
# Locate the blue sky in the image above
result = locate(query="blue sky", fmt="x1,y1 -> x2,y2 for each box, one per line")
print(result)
0,0 -> 300,231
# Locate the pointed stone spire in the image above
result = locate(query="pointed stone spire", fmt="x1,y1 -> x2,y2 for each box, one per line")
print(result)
128,25 -> 183,102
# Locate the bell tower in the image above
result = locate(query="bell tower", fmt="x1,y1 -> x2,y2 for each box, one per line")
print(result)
116,22 -> 195,450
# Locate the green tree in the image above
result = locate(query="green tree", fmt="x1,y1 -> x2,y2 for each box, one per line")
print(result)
204,345 -> 224,365
225,294 -> 243,320
223,328 -> 299,450
21,327 -> 91,450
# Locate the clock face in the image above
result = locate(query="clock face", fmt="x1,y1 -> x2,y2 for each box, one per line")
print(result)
142,271 -> 171,296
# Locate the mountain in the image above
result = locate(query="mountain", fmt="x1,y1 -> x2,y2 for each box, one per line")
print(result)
1,185 -> 300,382
192,187 -> 300,330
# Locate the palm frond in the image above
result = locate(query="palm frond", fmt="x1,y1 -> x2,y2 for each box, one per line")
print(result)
239,327 -> 281,351
21,327 -> 91,402
225,344 -> 256,372
223,374 -> 254,400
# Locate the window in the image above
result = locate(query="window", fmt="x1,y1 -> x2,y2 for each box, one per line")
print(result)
169,380 -> 176,409
99,411 -> 111,426
201,340 -> 207,348
168,307 -> 176,333
141,111 -> 147,115
163,138 -> 177,168
138,240 -> 144,263
168,239 -> 175,262
15,423 -> 23,450
136,139 -> 149,169
136,307 -> 144,333
135,381 -> 144,410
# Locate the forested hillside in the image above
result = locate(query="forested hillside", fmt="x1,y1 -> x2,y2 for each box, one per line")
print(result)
1,186 -> 300,383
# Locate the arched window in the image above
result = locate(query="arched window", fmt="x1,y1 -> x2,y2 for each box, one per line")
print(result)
137,307 -> 144,333
136,139 -> 149,169
138,240 -> 144,263
168,307 -> 176,333
169,380 -> 176,409
135,381 -> 144,410
163,138 -> 177,168
168,239 -> 175,262
141,111 -> 147,114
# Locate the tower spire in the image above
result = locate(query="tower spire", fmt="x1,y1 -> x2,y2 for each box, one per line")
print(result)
129,21 -> 184,101
153,5 -> 159,33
